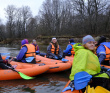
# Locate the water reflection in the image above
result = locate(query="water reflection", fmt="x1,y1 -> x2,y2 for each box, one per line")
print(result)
0,72 -> 70,93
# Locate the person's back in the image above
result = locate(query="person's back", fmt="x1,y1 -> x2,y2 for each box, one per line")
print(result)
63,39 -> 75,57
16,39 -> 36,64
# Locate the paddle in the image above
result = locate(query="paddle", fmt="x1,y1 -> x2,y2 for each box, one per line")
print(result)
1,53 -> 10,55
74,67 -> 110,90
5,65 -> 35,80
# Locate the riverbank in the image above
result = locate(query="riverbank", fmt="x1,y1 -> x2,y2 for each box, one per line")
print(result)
0,35 -> 110,45
0,36 -> 82,45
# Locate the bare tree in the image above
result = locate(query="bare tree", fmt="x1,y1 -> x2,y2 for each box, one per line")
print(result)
5,5 -> 17,38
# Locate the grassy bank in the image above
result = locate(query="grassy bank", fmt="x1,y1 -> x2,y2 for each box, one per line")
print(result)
0,35 -> 110,45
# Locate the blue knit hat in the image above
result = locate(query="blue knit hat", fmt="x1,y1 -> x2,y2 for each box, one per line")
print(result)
82,35 -> 95,44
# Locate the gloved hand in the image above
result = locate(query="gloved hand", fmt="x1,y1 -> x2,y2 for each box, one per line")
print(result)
106,69 -> 110,77
61,58 -> 68,62
54,56 -> 58,60
5,56 -> 11,60
62,80 -> 74,92
59,55 -> 62,59
62,86 -> 74,92
36,51 -> 40,54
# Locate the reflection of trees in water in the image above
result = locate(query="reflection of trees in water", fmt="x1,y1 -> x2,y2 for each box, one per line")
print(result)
0,71 -> 70,93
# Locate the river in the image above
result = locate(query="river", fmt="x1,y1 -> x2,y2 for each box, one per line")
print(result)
0,44 -> 71,93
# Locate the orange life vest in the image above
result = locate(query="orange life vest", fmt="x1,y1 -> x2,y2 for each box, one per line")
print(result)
50,43 -> 59,55
69,44 -> 75,55
103,45 -> 110,60
22,44 -> 36,58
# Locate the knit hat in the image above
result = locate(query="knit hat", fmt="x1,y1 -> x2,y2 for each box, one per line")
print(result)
21,39 -> 29,45
82,35 -> 95,44
69,39 -> 74,43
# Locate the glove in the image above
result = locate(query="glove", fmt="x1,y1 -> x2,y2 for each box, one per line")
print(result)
59,55 -> 62,59
62,86 -> 74,92
62,80 -> 74,92
36,51 -> 40,54
106,69 -> 110,77
54,56 -> 58,60
5,56 -> 11,60
61,58 -> 68,62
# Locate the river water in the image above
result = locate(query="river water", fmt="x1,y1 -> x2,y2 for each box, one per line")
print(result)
0,44 -> 71,93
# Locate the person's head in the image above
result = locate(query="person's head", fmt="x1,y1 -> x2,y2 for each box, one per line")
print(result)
69,39 -> 74,43
94,36 -> 100,45
21,39 -> 29,45
82,35 -> 95,51
32,39 -> 37,45
52,37 -> 57,44
97,36 -> 106,46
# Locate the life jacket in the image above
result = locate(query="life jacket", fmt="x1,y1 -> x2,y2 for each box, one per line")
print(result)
35,45 -> 38,51
69,44 -> 75,55
50,43 -> 59,55
103,45 -> 110,60
21,44 -> 36,58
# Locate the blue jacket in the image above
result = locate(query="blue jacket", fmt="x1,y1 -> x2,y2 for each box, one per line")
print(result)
96,42 -> 110,63
16,46 -> 27,63
63,42 -> 76,55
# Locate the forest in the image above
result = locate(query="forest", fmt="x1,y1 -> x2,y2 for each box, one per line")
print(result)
0,0 -> 110,42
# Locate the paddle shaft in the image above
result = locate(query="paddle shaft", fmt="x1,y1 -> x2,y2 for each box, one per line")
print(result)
5,65 -> 19,73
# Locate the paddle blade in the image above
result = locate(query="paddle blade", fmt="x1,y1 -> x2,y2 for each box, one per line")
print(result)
18,72 -> 35,80
74,71 -> 92,90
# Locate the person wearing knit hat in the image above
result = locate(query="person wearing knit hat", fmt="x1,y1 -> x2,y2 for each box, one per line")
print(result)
63,39 -> 75,58
46,37 -> 62,60
16,39 -> 36,64
62,35 -> 109,92
96,36 -> 110,66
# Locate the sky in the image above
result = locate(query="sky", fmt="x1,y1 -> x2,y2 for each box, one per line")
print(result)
0,0 -> 45,23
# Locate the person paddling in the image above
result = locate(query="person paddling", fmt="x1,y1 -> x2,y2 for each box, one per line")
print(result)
0,54 -> 15,69
46,37 -> 63,60
63,35 -> 110,92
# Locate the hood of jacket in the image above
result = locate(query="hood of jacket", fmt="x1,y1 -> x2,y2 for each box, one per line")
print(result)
73,43 -> 84,52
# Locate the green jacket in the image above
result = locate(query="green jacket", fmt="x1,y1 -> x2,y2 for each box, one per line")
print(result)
69,43 -> 109,81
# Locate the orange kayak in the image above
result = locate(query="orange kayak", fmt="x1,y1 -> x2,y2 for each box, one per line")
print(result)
0,61 -> 49,80
36,55 -> 72,73
61,80 -> 82,93
36,55 -> 73,64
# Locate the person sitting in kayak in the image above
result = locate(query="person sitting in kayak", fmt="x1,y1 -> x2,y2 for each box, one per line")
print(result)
16,39 -> 36,64
0,54 -> 14,69
63,39 -> 75,58
32,39 -> 40,54
32,39 -> 46,57
96,36 -> 110,66
63,35 -> 110,92
46,37 -> 63,60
